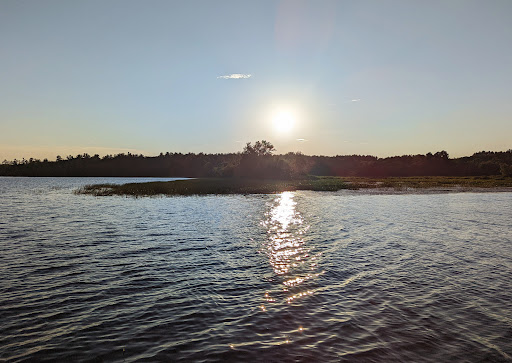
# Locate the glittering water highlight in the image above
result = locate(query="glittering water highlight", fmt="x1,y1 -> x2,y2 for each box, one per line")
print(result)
1,177 -> 511,362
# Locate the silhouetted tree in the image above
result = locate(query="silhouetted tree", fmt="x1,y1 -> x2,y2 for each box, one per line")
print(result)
243,140 -> 275,156
1,147 -> 512,178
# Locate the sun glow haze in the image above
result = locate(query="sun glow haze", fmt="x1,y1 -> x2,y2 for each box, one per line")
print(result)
0,2 -> 511,160
271,108 -> 298,134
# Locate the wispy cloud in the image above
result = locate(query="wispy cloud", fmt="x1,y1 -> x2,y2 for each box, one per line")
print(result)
217,73 -> 252,79
296,138 -> 308,142
330,99 -> 361,105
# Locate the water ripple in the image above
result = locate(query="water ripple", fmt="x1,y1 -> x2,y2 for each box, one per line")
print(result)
0,178 -> 511,361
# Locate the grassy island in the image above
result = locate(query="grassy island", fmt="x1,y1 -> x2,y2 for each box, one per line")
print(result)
76,176 -> 512,197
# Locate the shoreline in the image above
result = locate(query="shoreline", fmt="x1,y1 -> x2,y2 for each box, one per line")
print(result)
335,186 -> 512,195
75,176 -> 512,197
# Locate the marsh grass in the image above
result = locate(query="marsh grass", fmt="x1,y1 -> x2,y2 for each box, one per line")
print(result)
345,176 -> 512,189
75,176 -> 512,197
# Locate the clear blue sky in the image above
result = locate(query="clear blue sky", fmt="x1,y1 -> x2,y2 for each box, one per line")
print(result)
1,0 -> 511,160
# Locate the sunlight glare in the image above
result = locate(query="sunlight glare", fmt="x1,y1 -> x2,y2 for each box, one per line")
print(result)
272,109 -> 296,134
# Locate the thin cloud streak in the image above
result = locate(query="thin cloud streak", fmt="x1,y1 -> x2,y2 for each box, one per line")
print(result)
217,73 -> 252,79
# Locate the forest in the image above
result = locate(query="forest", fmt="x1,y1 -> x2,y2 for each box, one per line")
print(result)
1,141 -> 512,179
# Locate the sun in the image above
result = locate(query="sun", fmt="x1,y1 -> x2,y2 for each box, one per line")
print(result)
272,109 -> 296,134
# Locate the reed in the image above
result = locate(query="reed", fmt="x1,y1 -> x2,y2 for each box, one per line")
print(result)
75,176 -> 512,197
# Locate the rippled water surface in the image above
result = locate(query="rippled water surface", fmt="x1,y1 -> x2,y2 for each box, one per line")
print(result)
1,177 -> 512,362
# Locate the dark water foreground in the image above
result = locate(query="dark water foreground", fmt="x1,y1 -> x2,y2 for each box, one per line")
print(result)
1,177 -> 512,362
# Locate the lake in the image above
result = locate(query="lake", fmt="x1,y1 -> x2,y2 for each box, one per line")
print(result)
1,177 -> 511,362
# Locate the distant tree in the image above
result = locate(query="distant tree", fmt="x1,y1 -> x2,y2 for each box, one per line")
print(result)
1,146 -> 511,178
243,140 -> 275,156
500,163 -> 512,177
434,150 -> 449,159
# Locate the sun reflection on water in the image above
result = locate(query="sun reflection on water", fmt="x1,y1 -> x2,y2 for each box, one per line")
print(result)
261,192 -> 322,306
258,191 -> 326,346
262,192 -> 311,276
269,191 -> 297,230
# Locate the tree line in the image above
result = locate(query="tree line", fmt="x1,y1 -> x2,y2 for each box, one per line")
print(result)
1,142 -> 512,178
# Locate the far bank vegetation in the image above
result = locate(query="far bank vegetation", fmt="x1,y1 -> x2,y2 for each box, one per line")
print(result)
2,141 -> 512,179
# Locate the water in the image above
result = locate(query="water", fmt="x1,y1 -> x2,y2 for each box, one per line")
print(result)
1,177 -> 511,362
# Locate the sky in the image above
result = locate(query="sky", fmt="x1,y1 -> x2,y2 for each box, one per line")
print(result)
1,0 -> 511,160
